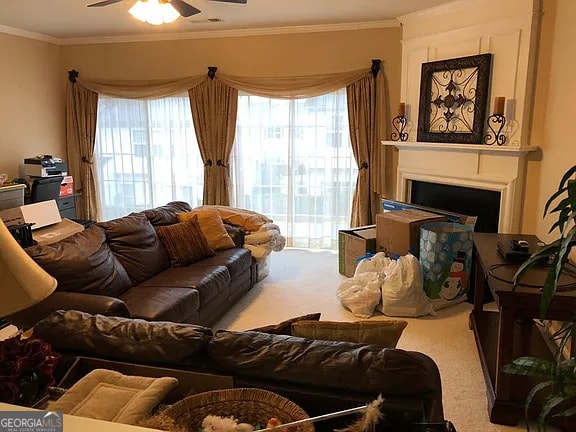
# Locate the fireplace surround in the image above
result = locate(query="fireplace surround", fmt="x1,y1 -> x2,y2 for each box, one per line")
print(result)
382,141 -> 539,233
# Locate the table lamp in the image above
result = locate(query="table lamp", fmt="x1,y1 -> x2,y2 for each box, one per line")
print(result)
0,219 -> 57,318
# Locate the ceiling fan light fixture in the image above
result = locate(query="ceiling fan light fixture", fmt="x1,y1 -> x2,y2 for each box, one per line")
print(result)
129,0 -> 180,25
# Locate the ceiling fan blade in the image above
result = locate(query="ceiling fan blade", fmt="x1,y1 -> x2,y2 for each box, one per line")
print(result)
87,0 -> 127,7
208,0 -> 248,4
170,0 -> 201,17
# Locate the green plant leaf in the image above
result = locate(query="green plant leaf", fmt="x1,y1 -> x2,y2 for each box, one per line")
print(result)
513,241 -> 560,288
553,402 -> 576,418
503,356 -> 554,377
568,180 -> 576,212
539,394 -> 570,428
525,381 -> 554,431
558,165 -> 576,189
544,186 -> 568,216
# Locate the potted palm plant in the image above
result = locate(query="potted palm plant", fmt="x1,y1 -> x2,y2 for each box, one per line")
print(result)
503,164 -> 576,431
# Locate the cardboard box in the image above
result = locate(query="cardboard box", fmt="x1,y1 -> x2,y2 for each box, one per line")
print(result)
338,225 -> 377,277
376,209 -> 445,258
0,200 -> 61,230
32,218 -> 85,246
60,175 -> 74,197
382,198 -> 477,228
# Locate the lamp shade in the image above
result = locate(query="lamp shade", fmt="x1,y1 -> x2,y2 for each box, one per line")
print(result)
0,220 -> 57,317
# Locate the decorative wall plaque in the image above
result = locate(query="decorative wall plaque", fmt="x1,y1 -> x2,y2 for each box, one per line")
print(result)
417,54 -> 492,144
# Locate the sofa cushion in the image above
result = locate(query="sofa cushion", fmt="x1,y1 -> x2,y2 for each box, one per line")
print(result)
155,218 -> 215,267
120,287 -> 200,323
291,320 -> 408,348
97,213 -> 170,285
33,310 -> 212,364
178,210 -> 235,251
141,201 -> 193,226
247,313 -> 322,335
189,248 -> 252,279
26,225 -> 132,297
137,266 -> 230,307
208,330 -> 437,396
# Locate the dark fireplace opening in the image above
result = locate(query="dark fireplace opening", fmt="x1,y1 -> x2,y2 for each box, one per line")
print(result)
410,180 -> 501,233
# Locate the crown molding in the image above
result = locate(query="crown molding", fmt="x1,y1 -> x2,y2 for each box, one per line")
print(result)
60,20 -> 399,46
0,24 -> 60,45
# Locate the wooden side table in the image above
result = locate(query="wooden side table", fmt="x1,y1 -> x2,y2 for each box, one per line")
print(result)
469,233 -> 576,426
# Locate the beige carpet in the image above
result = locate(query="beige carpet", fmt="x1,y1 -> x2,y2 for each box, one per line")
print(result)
214,248 -> 541,432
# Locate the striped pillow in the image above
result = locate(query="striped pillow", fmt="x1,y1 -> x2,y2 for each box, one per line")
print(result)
155,217 -> 215,267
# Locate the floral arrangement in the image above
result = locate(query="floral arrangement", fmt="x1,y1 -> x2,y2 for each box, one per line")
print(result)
0,335 -> 60,405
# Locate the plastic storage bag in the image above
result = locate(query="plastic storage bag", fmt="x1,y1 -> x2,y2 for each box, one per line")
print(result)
337,253 -> 392,318
379,253 -> 435,317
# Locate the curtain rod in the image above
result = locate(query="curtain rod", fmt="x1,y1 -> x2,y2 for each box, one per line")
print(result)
68,70 -> 79,83
371,59 -> 381,78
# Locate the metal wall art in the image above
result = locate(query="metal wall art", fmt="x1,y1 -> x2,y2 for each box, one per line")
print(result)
417,53 -> 492,144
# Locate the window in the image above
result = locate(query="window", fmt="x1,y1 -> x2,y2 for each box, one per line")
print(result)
95,94 -> 204,221
231,89 -> 357,250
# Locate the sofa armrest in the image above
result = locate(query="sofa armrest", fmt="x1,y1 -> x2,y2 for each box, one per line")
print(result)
5,291 -> 130,329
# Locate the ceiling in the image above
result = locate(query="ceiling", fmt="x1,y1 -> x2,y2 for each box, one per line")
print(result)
0,0 -> 456,42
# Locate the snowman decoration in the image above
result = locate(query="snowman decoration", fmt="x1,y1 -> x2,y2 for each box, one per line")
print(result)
440,251 -> 468,301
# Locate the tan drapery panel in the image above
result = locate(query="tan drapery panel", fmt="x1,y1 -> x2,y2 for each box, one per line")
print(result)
347,69 -> 387,227
66,82 -> 102,221
78,75 -> 206,100
216,69 -> 368,99
189,79 -> 238,205
347,76 -> 375,227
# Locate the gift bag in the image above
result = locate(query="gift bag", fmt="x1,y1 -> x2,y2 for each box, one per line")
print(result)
419,222 -> 474,310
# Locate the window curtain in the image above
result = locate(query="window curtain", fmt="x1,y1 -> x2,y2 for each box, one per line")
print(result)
188,79 -> 238,205
94,95 -> 203,221
217,66 -> 387,228
67,74 -> 207,219
66,81 -> 101,221
346,70 -> 387,226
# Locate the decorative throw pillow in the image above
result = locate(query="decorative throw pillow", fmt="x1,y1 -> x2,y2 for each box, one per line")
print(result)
155,217 -> 215,267
291,319 -> 408,348
177,209 -> 236,251
194,205 -> 273,232
247,313 -> 322,335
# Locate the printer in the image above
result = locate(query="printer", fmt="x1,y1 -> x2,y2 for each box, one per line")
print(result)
20,155 -> 68,178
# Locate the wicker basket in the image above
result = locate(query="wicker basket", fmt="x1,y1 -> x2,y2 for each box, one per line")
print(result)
164,388 -> 314,432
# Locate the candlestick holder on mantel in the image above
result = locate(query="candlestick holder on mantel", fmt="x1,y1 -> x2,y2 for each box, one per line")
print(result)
391,115 -> 408,141
484,114 -> 506,145
390,102 -> 408,141
484,96 -> 506,146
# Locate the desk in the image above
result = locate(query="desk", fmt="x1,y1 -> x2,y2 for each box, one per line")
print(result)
469,233 -> 576,426
57,193 -> 80,219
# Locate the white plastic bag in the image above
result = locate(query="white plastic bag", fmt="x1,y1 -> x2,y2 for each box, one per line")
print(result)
354,252 -> 393,276
379,253 -> 435,317
337,271 -> 383,318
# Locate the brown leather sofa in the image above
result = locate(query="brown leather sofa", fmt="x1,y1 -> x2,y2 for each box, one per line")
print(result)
8,202 -> 255,329
34,311 -> 445,431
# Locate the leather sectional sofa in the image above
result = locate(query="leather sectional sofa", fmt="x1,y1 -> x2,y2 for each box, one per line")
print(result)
34,311 -> 445,431
8,202 -> 255,329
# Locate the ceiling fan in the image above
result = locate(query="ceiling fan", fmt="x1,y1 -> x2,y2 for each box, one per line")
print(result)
87,0 -> 248,19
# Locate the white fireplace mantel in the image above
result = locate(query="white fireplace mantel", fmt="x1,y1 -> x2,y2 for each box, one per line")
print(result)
382,140 -> 540,233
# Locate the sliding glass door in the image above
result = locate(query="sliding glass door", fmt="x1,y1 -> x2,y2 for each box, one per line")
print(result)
230,90 -> 357,249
